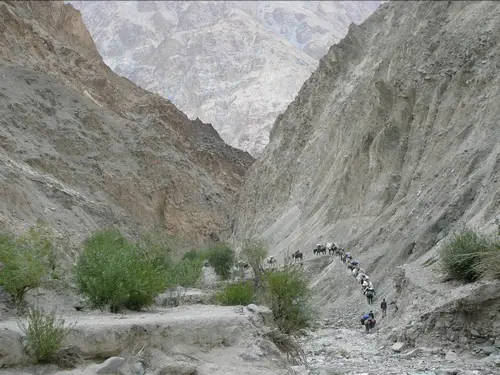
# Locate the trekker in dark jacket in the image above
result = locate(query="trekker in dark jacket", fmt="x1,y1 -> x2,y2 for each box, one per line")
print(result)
381,298 -> 387,318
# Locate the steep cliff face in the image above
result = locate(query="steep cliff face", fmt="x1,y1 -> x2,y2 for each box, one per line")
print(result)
233,1 -> 500,268
0,1 -> 254,244
69,1 -> 380,155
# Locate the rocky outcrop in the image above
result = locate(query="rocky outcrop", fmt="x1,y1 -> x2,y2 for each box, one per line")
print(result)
232,0 -> 500,272
0,0 -> 254,244
0,305 -> 289,374
69,1 -> 380,155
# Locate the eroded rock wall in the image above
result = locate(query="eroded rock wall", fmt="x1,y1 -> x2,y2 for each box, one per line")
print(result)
232,1 -> 500,271
0,1 -> 254,245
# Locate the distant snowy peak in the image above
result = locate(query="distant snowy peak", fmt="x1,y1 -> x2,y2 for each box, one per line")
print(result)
70,1 -> 380,155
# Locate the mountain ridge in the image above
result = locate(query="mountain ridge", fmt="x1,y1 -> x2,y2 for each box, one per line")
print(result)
69,1 -> 380,155
0,0 -> 254,245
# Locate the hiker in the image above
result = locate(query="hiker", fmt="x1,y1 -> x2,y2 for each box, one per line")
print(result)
368,310 -> 375,319
381,298 -> 387,318
360,313 -> 371,325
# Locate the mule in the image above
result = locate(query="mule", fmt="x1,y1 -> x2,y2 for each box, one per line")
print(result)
292,251 -> 303,262
364,318 -> 376,333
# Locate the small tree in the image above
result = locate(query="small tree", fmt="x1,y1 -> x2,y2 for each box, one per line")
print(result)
241,238 -> 268,276
206,242 -> 235,280
0,232 -> 47,306
262,267 -> 314,334
75,229 -> 167,312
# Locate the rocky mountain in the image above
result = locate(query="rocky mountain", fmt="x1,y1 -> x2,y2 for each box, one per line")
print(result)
68,1 -> 381,156
232,0 -> 500,313
0,0 -> 253,245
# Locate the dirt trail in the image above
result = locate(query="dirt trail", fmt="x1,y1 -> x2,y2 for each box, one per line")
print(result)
300,322 -> 497,375
296,254 -> 500,375
0,305 -> 292,375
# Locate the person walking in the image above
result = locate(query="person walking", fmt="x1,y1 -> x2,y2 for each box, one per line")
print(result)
381,298 -> 387,318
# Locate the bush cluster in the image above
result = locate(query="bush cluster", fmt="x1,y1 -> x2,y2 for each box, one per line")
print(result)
2,224 -> 316,338
0,230 -> 48,306
205,243 -> 235,280
75,229 -> 167,312
240,238 -> 268,276
261,267 -> 313,333
439,229 -> 500,282
215,266 -> 313,334
19,305 -> 72,363
215,281 -> 255,305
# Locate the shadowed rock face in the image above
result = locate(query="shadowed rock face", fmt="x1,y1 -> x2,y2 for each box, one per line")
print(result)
232,1 -> 500,270
0,1 -> 254,245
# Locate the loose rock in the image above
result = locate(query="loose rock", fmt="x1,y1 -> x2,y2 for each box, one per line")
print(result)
392,342 -> 407,353
158,361 -> 197,375
95,356 -> 125,374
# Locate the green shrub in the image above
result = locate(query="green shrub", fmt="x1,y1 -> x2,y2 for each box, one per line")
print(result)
206,243 -> 235,280
240,238 -> 268,276
215,281 -> 255,306
75,229 -> 167,312
165,257 -> 204,288
0,232 -> 47,306
262,267 -> 313,334
182,249 -> 207,262
136,229 -> 176,272
475,241 -> 500,279
19,305 -> 71,363
439,229 -> 494,282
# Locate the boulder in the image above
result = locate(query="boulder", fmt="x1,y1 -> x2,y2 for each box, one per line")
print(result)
245,304 -> 274,326
482,346 -> 496,355
469,329 -> 480,337
391,342 -> 407,353
158,361 -> 197,375
132,361 -> 145,375
494,338 -> 500,349
0,328 -> 26,367
95,356 -> 125,374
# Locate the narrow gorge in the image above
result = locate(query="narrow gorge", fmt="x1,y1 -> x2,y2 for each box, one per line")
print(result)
0,1 -> 499,375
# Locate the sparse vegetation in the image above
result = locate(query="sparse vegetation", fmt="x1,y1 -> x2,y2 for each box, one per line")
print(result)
206,242 -> 235,280
262,267 -> 314,334
182,248 -> 207,262
439,229 -> 496,282
240,237 -> 268,276
19,305 -> 72,363
0,231 -> 48,306
475,241 -> 500,280
165,257 -> 204,288
215,280 -> 255,305
75,229 -> 167,312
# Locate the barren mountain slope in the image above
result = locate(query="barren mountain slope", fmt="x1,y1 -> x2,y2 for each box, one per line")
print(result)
233,1 -> 500,283
69,1 -> 380,155
0,0 -> 254,245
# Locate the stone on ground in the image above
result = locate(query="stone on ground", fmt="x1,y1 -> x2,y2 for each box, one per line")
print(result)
95,357 -> 125,374
158,361 -> 197,375
391,342 -> 407,353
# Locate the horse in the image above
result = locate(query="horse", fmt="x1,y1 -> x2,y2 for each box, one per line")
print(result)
364,288 -> 375,305
328,244 -> 337,255
266,256 -> 277,268
313,244 -> 326,255
292,251 -> 303,262
364,318 -> 376,333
